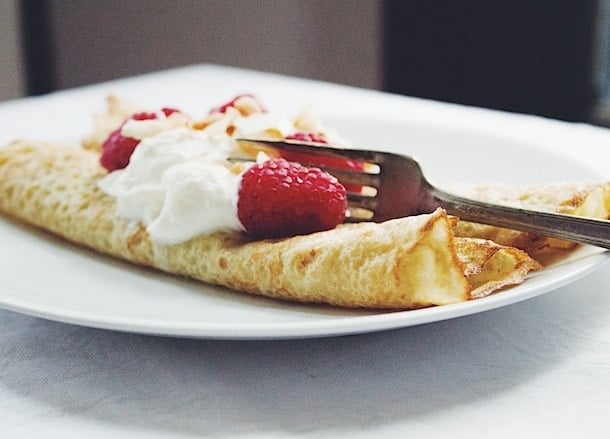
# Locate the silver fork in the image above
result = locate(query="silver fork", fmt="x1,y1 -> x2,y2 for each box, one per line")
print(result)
237,139 -> 610,249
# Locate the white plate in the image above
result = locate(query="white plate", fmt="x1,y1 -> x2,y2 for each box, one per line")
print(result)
0,73 -> 609,339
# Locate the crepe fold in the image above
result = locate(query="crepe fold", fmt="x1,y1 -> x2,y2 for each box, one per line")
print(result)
0,140 -> 541,309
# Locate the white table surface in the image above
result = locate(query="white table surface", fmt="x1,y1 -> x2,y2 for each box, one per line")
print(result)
1,65 -> 609,438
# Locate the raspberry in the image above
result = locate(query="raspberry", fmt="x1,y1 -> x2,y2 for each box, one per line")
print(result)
100,108 -> 180,172
100,128 -> 140,171
281,132 -> 365,193
285,132 -> 328,144
132,107 -> 180,121
237,158 -> 347,239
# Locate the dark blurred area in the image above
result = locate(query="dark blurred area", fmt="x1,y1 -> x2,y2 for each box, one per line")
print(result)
384,0 -> 600,123
17,0 -> 610,125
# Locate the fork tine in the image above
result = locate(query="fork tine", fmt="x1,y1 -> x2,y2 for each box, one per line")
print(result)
236,138 -> 383,187
347,193 -> 377,210
235,139 -> 384,163
315,167 -> 380,188
344,211 -> 373,222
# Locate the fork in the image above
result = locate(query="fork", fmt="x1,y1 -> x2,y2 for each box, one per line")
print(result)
237,139 -> 610,249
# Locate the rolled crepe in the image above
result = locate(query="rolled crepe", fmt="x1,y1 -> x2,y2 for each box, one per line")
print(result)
0,140 -> 541,308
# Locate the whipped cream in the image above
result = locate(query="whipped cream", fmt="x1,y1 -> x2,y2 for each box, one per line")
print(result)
99,127 -> 244,244
98,101 -> 348,244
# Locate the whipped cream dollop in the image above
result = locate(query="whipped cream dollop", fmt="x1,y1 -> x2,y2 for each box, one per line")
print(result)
99,127 -> 243,244
98,101 -> 348,244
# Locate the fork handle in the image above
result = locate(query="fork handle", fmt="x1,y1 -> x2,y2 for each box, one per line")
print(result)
429,187 -> 610,250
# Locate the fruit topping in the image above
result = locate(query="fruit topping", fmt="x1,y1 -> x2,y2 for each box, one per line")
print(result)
100,108 -> 180,172
280,132 -> 365,193
285,132 -> 328,144
132,108 -> 180,120
237,158 -> 347,239
99,128 -> 139,172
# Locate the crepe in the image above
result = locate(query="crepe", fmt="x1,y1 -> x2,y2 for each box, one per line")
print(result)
0,140 -> 541,309
453,182 -> 610,265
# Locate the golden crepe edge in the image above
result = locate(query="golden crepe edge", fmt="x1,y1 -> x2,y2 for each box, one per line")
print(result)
0,139 -> 542,309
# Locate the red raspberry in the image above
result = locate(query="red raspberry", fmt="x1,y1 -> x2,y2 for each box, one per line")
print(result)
281,132 -> 365,193
285,132 -> 328,144
237,158 -> 347,239
100,108 -> 180,172
132,108 -> 180,121
100,129 -> 140,171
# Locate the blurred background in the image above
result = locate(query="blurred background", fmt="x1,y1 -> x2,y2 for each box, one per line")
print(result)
1,0 -> 609,125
